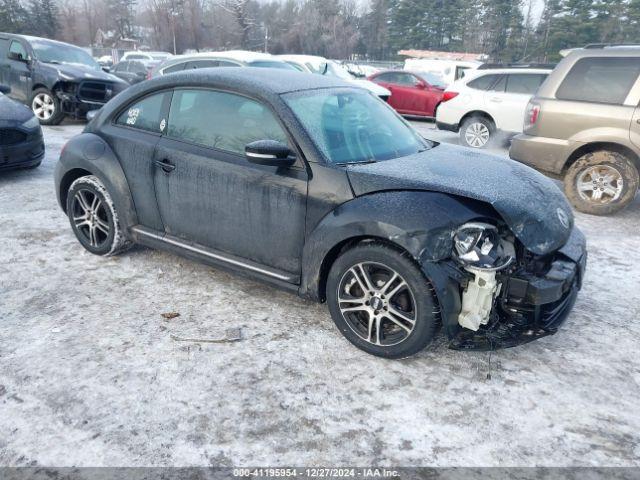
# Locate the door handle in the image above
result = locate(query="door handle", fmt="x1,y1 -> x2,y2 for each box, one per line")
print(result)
489,97 -> 502,103
154,158 -> 175,173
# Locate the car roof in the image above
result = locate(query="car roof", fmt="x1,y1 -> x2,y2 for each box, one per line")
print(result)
278,54 -> 326,65
90,67 -> 360,132
468,68 -> 552,75
563,47 -> 640,58
3,34 -> 81,49
155,67 -> 354,96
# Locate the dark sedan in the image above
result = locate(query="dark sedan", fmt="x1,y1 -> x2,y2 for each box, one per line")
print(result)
0,85 -> 44,170
54,69 -> 586,358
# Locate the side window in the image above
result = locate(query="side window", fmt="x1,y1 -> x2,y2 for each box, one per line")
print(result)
167,89 -> 289,155
375,72 -> 397,83
115,92 -> 169,133
467,74 -> 498,90
556,57 -> 640,104
184,60 -> 218,69
489,75 -> 507,92
163,62 -> 186,74
395,73 -> 419,86
505,74 -> 547,95
114,62 -> 127,73
9,41 -> 28,61
218,60 -> 239,67
129,61 -> 147,74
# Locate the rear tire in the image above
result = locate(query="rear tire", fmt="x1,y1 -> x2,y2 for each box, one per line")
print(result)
564,151 -> 639,216
326,242 -> 439,359
460,116 -> 494,149
30,88 -> 64,126
66,175 -> 131,256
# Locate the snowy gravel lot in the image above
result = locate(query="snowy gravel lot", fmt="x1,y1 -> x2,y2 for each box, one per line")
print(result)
1,120 -> 639,467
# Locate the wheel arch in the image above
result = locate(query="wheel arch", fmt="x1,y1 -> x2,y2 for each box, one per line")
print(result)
54,133 -> 138,229
59,167 -> 93,213
459,110 -> 496,129
299,190 -> 498,303
316,235 -> 415,302
563,142 -> 640,174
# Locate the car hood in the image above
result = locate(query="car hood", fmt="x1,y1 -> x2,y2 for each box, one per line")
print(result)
0,95 -> 34,124
345,143 -> 574,255
40,62 -> 127,84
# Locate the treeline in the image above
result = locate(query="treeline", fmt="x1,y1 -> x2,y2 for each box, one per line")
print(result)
1,0 -> 640,62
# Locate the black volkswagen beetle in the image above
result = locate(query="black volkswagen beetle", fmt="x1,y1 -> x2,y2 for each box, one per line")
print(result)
54,69 -> 586,358
0,85 -> 44,170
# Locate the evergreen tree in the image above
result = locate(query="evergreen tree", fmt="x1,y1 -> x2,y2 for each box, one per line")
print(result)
0,0 -> 28,33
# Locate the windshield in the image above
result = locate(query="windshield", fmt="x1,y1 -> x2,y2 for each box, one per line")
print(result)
32,41 -> 100,69
324,61 -> 354,80
284,89 -> 427,165
415,72 -> 445,88
249,60 -> 297,70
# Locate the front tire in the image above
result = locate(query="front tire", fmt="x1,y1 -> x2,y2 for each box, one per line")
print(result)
460,116 -> 494,149
30,88 -> 64,126
564,151 -> 639,216
326,243 -> 439,359
66,175 -> 131,256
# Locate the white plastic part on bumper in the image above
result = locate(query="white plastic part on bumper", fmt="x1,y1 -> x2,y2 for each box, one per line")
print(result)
457,268 -> 501,331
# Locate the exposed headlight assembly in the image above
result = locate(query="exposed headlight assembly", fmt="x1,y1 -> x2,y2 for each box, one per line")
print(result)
453,222 -> 516,331
453,222 -> 514,272
22,116 -> 40,129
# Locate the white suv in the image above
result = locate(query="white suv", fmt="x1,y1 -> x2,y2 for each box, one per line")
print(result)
436,68 -> 551,148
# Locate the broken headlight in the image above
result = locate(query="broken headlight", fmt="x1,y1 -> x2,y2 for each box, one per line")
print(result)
453,222 -> 514,271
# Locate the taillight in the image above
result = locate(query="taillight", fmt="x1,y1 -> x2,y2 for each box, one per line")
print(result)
525,102 -> 540,129
441,91 -> 459,102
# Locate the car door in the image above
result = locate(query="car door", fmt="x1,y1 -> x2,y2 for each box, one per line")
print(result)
152,88 -> 308,276
402,73 -> 441,116
371,72 -> 406,112
100,90 -> 171,232
6,39 -> 32,102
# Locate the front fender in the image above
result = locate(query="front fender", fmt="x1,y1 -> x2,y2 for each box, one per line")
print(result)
299,190 -> 498,302
54,132 -> 138,229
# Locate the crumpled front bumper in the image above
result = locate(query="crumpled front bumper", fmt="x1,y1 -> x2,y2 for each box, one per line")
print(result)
424,226 -> 587,351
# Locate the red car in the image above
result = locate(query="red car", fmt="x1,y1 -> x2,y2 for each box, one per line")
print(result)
368,70 -> 445,117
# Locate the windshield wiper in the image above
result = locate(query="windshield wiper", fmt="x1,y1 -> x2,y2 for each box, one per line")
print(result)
335,160 -> 377,166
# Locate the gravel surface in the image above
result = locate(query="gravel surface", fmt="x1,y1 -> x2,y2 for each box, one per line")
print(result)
1,120 -> 639,467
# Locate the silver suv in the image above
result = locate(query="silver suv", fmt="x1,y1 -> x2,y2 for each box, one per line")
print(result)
510,46 -> 640,215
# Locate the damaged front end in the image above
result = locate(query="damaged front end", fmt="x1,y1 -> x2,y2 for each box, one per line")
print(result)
424,224 -> 587,351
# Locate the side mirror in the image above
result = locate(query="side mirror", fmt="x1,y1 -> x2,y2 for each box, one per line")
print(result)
102,66 -> 111,73
86,109 -> 100,122
245,140 -> 295,167
0,84 -> 10,95
8,51 -> 29,63
416,81 -> 427,89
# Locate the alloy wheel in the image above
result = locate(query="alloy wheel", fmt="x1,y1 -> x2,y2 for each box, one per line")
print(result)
337,262 -> 417,347
464,122 -> 490,148
576,165 -> 624,204
71,189 -> 110,248
32,93 -> 55,121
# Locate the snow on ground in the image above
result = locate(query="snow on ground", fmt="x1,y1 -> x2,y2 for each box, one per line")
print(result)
1,120 -> 639,467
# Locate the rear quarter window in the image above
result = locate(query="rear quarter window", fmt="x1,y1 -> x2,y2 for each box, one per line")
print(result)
467,74 -> 499,90
115,92 -> 169,133
556,57 -> 640,104
505,74 -> 548,95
